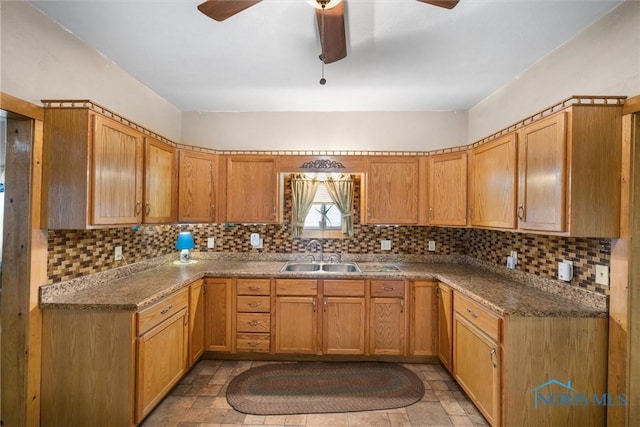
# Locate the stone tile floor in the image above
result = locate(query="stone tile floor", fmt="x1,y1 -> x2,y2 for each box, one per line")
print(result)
141,359 -> 490,427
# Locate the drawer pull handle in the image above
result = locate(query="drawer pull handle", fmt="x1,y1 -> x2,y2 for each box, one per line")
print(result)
248,301 -> 262,307
145,202 -> 151,216
248,286 -> 262,291
248,320 -> 262,327
466,308 -> 479,318
517,204 -> 524,221
248,341 -> 260,347
490,347 -> 497,368
160,304 -> 173,315
382,286 -> 395,292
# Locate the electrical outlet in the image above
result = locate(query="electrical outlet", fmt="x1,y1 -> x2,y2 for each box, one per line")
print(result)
595,265 -> 609,286
381,240 -> 392,251
114,246 -> 123,261
428,241 -> 436,252
510,250 -> 518,265
207,237 -> 215,249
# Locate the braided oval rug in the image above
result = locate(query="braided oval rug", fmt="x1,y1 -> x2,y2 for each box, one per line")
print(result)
226,362 -> 425,415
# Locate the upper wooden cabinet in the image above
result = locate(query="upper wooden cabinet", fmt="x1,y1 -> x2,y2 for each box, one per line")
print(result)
468,133 -> 518,229
365,157 -> 419,224
427,152 -> 468,226
516,105 -> 622,237
177,149 -> 218,222
144,137 -> 177,223
43,107 -> 146,228
225,156 -> 279,223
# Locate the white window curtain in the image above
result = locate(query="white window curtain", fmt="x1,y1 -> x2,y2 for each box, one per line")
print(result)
290,174 -> 319,237
325,174 -> 354,237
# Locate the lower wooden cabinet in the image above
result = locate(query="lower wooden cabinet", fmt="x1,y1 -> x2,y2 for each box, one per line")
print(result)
436,282 -> 453,372
204,277 -> 233,352
409,280 -> 437,356
453,311 -> 501,425
235,278 -> 272,353
369,280 -> 407,355
322,280 -> 366,355
189,279 -> 205,366
135,289 -> 189,423
275,279 -> 319,354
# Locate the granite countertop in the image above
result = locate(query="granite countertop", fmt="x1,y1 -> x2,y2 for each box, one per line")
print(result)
39,255 -> 606,318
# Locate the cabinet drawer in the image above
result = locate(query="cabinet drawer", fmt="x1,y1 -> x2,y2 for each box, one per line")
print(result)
323,280 -> 365,296
276,279 -> 318,295
236,313 -> 271,333
137,288 -> 188,335
454,293 -> 501,342
237,278 -> 270,295
370,280 -> 405,297
236,333 -> 270,352
236,296 -> 271,313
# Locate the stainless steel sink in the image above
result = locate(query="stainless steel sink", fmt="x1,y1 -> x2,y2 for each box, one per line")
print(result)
280,261 -> 361,273
281,262 -> 321,272
321,263 -> 361,273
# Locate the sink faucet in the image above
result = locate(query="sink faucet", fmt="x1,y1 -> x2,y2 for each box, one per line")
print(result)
328,253 -> 342,264
306,239 -> 324,262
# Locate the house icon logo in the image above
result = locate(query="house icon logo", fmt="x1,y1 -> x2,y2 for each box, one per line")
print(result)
529,379 -> 579,408
529,379 -> 627,408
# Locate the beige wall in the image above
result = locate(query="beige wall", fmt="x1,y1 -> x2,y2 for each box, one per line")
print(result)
468,1 -> 640,142
0,1 -> 182,141
181,110 -> 468,152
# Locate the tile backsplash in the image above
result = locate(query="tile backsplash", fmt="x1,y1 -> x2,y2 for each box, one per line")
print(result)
47,175 -> 612,296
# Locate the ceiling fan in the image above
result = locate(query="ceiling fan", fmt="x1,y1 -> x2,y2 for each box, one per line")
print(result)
197,0 -> 460,64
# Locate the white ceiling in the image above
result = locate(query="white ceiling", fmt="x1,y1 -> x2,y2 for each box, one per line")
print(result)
30,0 -> 623,112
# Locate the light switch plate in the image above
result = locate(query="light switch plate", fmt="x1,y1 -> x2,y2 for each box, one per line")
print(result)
381,240 -> 392,251
595,265 -> 609,286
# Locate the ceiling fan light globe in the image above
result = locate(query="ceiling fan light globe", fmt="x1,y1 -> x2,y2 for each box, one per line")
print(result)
307,0 -> 342,10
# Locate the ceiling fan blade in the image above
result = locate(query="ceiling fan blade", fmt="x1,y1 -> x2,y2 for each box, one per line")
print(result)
315,2 -> 347,64
197,0 -> 261,22
417,0 -> 460,9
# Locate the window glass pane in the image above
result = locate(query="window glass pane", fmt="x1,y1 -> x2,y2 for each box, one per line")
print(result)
304,203 -> 341,229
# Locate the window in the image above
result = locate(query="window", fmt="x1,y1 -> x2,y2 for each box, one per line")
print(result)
303,182 -> 342,230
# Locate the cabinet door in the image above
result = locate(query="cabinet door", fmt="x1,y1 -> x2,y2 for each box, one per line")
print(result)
436,283 -> 453,372
226,156 -> 278,223
275,296 -> 318,354
144,137 -> 176,223
189,280 -> 205,366
369,297 -> 406,355
428,152 -> 468,226
517,113 -> 567,232
469,133 -> 517,229
92,114 -> 144,225
322,296 -> 366,354
453,313 -> 500,426
366,158 -> 418,224
136,308 -> 188,423
409,281 -> 437,356
178,150 -> 217,222
204,278 -> 233,352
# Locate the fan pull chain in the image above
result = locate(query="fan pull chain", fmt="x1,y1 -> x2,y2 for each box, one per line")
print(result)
319,5 -> 327,85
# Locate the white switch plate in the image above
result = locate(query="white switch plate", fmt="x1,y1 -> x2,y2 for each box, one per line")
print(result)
207,237 -> 215,249
510,250 -> 518,265
381,240 -> 392,251
114,246 -> 123,261
595,265 -> 609,286
428,241 -> 436,251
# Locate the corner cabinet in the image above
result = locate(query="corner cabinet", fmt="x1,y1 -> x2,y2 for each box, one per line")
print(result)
365,157 -> 419,224
427,152 -> 468,226
436,283 -> 453,372
178,149 -> 218,222
144,136 -> 177,223
468,133 -> 518,230
204,278 -> 233,352
225,156 -> 279,223
43,107 -> 145,228
409,280 -> 437,356
516,105 -> 622,237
